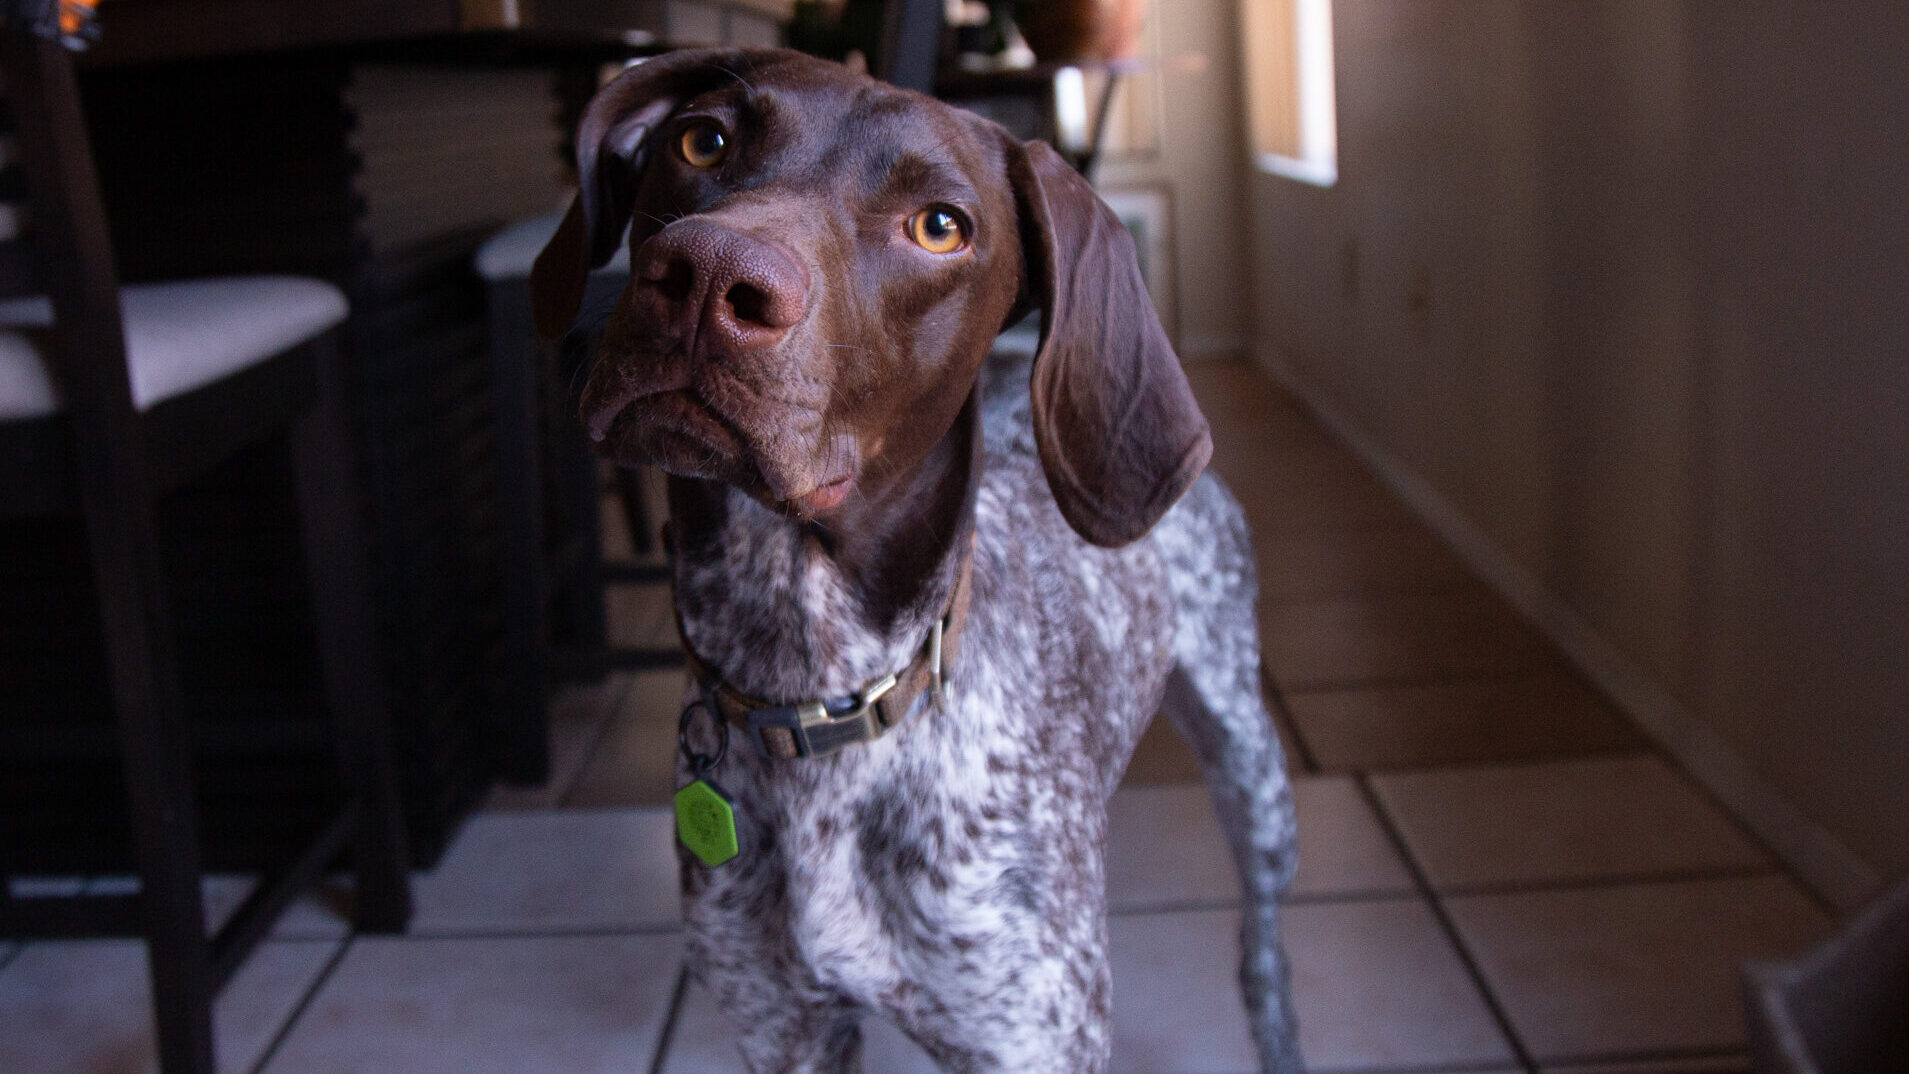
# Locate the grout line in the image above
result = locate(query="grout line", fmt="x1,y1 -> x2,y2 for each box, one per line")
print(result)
646,963 -> 692,1074
1432,865 -> 1785,902
1271,665 -> 1561,698
1301,744 -> 1652,780
1353,773 -> 1540,1074
1259,666 -> 1322,774
1536,1045 -> 1751,1069
247,934 -> 355,1074
1109,896 -> 1243,917
556,671 -> 646,809
1278,886 -> 1424,906
1275,666 -> 1596,702
1108,887 -> 1423,918
1258,575 -> 1486,608
471,802 -> 675,817
399,922 -> 685,941
1357,751 -> 1659,784
1304,1062 -> 1525,1074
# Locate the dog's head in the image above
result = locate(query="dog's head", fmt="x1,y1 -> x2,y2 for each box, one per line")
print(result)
531,48 -> 1209,547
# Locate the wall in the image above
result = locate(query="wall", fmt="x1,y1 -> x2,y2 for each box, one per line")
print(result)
1096,0 -> 1253,359
1245,0 -> 1909,907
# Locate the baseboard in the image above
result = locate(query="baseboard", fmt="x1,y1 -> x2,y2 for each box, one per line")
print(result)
1254,353 -> 1884,915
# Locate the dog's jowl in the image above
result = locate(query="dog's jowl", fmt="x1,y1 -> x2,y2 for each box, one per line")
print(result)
532,48 -> 1301,1074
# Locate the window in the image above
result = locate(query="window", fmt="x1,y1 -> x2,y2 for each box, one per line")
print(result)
1242,0 -> 1338,185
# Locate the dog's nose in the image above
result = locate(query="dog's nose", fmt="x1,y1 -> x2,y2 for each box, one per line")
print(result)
633,220 -> 809,350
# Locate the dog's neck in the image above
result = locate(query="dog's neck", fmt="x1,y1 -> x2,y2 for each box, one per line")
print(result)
664,394 -> 979,703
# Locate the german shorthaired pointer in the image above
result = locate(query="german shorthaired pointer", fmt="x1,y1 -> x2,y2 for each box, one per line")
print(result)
531,48 -> 1300,1073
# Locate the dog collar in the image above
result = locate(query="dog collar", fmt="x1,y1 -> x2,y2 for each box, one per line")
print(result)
673,537 -> 975,760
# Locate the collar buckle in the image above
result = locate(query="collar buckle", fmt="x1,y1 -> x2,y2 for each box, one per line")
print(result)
746,673 -> 897,759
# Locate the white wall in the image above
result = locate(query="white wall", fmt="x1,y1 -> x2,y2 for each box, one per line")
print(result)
1244,0 -> 1909,907
1096,0 -> 1253,360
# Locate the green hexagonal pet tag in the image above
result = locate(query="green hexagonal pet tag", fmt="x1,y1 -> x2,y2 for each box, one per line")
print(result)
675,778 -> 739,867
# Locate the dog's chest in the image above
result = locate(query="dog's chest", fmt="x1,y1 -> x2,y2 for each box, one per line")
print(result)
680,491 -> 1176,996
674,399 -> 1180,1005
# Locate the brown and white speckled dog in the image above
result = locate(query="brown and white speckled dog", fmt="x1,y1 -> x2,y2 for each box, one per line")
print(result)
531,48 -> 1300,1074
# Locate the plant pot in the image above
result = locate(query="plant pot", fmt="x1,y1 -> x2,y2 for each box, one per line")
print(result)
1013,0 -> 1145,63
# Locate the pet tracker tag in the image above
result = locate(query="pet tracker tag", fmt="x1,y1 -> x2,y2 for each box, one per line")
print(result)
676,698 -> 738,866
675,777 -> 739,866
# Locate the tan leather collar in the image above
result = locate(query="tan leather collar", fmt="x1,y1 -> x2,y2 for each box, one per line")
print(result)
674,537 -> 975,760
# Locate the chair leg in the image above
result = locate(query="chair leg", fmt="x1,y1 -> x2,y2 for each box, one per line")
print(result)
290,335 -> 411,934
486,283 -> 552,783
613,465 -> 655,557
553,357 -> 608,655
80,491 -> 218,1073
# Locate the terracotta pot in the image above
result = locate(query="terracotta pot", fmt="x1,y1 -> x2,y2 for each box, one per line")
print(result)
1014,0 -> 1146,63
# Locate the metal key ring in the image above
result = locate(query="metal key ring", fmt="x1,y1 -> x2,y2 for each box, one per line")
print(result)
677,697 -> 729,773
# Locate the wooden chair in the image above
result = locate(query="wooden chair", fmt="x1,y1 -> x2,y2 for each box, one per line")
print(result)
476,211 -> 678,786
0,17 -> 410,1074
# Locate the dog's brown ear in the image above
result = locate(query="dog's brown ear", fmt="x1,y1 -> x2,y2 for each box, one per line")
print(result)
529,48 -> 754,339
530,199 -> 592,339
1009,138 -> 1212,548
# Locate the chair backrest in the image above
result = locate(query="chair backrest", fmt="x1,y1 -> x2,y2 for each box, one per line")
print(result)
0,7 -> 138,436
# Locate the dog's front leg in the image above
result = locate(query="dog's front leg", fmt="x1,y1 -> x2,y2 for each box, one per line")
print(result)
685,866 -> 869,1074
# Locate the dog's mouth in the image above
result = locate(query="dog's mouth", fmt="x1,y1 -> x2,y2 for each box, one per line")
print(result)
607,389 -> 739,464
591,387 -> 856,519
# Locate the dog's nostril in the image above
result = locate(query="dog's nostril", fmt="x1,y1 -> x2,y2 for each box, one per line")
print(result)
725,282 -> 770,327
656,259 -> 696,303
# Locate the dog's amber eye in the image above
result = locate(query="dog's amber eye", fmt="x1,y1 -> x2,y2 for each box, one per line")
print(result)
906,206 -> 969,254
678,123 -> 728,168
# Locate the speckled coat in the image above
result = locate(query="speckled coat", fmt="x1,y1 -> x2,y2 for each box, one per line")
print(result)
670,358 -> 1300,1073
527,47 -> 1302,1074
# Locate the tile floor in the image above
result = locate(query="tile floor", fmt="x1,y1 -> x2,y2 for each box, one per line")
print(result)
0,359 -> 1836,1073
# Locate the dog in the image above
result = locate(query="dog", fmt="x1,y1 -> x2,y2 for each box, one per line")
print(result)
530,48 -> 1300,1073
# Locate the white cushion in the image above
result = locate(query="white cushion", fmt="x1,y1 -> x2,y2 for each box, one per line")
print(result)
0,275 -> 348,420
474,209 -> 631,282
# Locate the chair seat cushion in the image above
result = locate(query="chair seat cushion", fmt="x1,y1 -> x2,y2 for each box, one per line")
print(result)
0,276 -> 348,420
475,209 -> 631,282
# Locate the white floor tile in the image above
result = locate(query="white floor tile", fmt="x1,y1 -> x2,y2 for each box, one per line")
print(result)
862,1013 -> 944,1072
1283,898 -> 1517,1071
485,674 -> 632,811
0,938 -> 338,1074
1106,778 -> 1413,912
607,579 -> 679,651
1540,1059 -> 1749,1073
1109,901 -> 1518,1072
660,982 -> 941,1074
409,808 -> 680,934
1106,784 -> 1240,911
263,933 -> 680,1074
565,669 -> 689,809
1109,909 -> 1260,1074
1447,876 -> 1830,1060
1289,777 -> 1415,898
1372,754 -> 1769,889
1284,673 -> 1642,772
76,874 -> 353,941
654,979 -> 746,1074
1261,590 -> 1553,692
